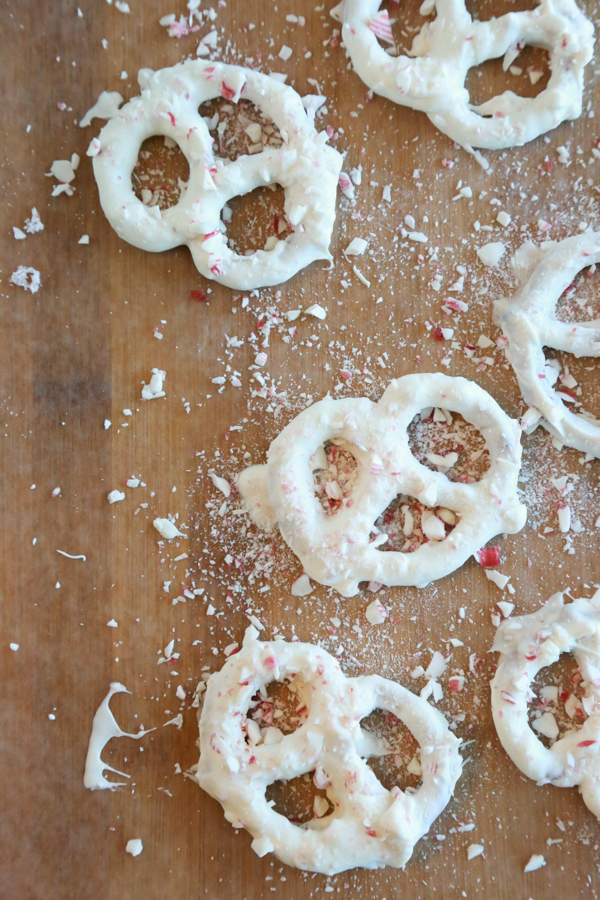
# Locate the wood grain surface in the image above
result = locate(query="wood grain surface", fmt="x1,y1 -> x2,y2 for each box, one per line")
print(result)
3,1 -> 600,898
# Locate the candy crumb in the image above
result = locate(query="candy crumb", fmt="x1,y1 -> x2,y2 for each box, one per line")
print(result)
467,843 -> 484,860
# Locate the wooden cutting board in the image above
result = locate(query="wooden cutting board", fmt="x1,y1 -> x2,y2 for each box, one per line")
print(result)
3,0 -> 600,897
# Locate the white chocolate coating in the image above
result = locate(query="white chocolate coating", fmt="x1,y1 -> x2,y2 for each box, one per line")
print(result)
499,232 -> 600,457
84,683 -> 153,790
197,626 -> 462,874
491,591 -> 600,821
340,0 -> 594,150
91,61 -> 342,289
238,373 -> 526,597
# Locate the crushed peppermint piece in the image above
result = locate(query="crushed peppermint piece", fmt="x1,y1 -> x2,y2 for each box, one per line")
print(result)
369,9 -> 394,44
305,304 -> 326,320
467,844 -> 484,860
476,546 -> 501,568
524,854 -> 546,873
209,473 -> 231,498
125,839 -> 143,857
497,600 -> 514,617
346,237 -> 369,256
425,651 -> 447,680
107,490 -> 125,504
365,599 -> 388,625
10,266 -> 41,294
291,573 -> 313,596
476,242 -> 505,266
558,505 -> 571,533
485,569 -> 510,590
153,518 -> 186,540
24,208 -> 44,233
87,137 -> 102,157
142,368 -> 165,400
532,712 -> 559,740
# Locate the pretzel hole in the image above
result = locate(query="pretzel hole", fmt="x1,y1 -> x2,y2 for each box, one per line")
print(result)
361,708 -> 423,792
199,98 -> 283,162
408,409 -> 490,483
245,679 -> 307,745
465,46 -> 550,110
555,264 -> 600,325
529,652 -> 586,748
374,493 -> 459,553
466,0 -> 547,17
369,0 -> 435,57
313,440 -> 360,516
223,185 -> 292,255
265,772 -> 335,826
132,136 -> 190,211
543,351 -> 600,425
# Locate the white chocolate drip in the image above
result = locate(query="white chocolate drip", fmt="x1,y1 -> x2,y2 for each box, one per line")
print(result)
84,683 -> 154,791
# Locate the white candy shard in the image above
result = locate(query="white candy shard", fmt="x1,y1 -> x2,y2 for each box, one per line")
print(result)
346,237 -> 368,256
524,854 -> 546,873
153,518 -> 186,540
485,570 -> 510,590
532,712 -> 559,740
305,304 -> 327,320
291,573 -> 313,596
125,839 -> 143,857
497,600 -> 514,618
467,843 -> 484,860
49,158 -> 77,184
558,505 -> 571,533
365,599 -> 388,625
425,651 -> 447,680
209,473 -> 231,497
142,368 -> 166,400
107,490 -> 125,504
477,242 -> 505,267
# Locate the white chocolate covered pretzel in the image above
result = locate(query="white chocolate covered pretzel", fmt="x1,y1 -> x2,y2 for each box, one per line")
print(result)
238,373 -> 526,597
90,61 -> 342,289
491,591 -> 600,821
196,626 -> 462,874
338,0 -> 594,150
499,232 -> 600,457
